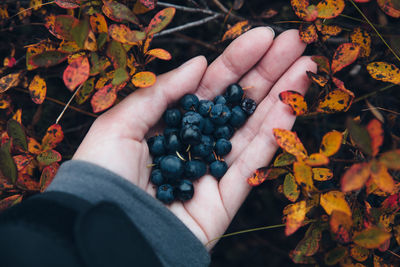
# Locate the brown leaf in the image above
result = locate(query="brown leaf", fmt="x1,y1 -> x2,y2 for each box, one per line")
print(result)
366,119 -> 384,157
330,211 -> 352,243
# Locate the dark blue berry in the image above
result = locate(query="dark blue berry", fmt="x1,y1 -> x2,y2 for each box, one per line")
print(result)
163,108 -> 182,127
210,160 -> 228,180
164,127 -> 179,136
156,184 -> 175,204
204,152 -> 217,164
181,111 -> 204,130
180,125 -> 202,145
241,98 -> 257,115
192,135 -> 214,157
210,104 -> 231,125
147,135 -> 166,156
176,180 -> 194,201
213,125 -> 234,140
215,138 -> 232,156
198,100 -> 214,116
165,133 -> 182,153
184,160 -> 206,180
160,155 -> 184,182
180,94 -> 199,111
225,83 -> 244,105
150,169 -> 165,186
202,118 -> 215,135
214,95 -> 227,105
153,156 -> 165,166
229,106 -> 247,128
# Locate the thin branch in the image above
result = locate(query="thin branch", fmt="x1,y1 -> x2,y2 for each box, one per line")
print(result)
157,1 -> 217,15
173,32 -> 220,52
154,14 -> 222,37
56,83 -> 84,124
354,84 -> 397,103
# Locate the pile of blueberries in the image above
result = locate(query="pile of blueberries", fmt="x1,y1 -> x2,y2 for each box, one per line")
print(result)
147,83 -> 257,204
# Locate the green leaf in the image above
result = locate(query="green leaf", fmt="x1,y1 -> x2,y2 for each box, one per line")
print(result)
274,152 -> 296,167
324,247 -> 347,266
36,149 -> 62,166
76,77 -> 95,105
0,142 -> 18,184
71,17 -> 90,48
107,40 -> 127,69
102,0 -> 139,25
346,118 -> 372,156
112,67 -> 129,85
97,32 -> 108,50
353,227 -> 391,248
283,173 -> 300,202
29,51 -> 69,68
379,149 -> 400,170
7,119 -> 27,151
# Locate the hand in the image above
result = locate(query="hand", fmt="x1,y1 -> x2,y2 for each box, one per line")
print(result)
72,28 -> 316,249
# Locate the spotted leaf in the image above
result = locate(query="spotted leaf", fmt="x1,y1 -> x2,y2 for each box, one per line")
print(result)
330,210 -> 352,243
331,43 -> 360,74
283,173 -> 300,202
29,50 -> 69,68
146,7 -> 176,35
367,61 -> 400,85
42,124 -> 64,151
320,130 -> 342,157
109,24 -> 146,45
29,75 -> 46,104
91,84 -> 117,113
307,71 -> 328,87
40,163 -> 59,192
107,40 -> 127,68
274,152 -> 296,167
247,167 -> 287,186
283,200 -> 307,236
55,0 -> 80,9
37,149 -> 62,166
377,0 -> 400,18
290,0 -> 318,21
90,13 -> 108,34
273,128 -> 308,160
299,23 -> 318,44
76,78 -> 95,105
0,72 -> 21,93
293,161 -> 314,192
221,21 -> 251,41
316,0 -> 345,19
279,91 -> 308,116
350,27 -> 371,58
102,0 -> 139,25
131,71 -> 156,88
350,244 -> 369,262
63,56 -> 90,91
312,167 -> 333,181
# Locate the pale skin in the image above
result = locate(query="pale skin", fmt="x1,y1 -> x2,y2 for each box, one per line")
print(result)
73,28 -> 316,250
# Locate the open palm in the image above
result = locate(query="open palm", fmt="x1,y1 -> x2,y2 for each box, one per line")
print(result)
72,28 -> 316,250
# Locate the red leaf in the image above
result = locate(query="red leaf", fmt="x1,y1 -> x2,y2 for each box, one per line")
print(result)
42,124 -> 64,151
312,55 -> 330,74
140,0 -> 156,9
366,119 -> 384,157
377,0 -> 400,18
55,0 -> 80,9
102,0 -> 139,25
91,84 -> 117,113
279,91 -> 308,116
63,56 -> 90,91
341,163 -> 371,192
40,163 -> 59,192
0,194 -> 22,212
290,0 -> 318,21
331,43 -> 360,74
146,7 -> 176,35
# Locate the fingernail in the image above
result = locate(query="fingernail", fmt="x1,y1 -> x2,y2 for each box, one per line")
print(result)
266,26 -> 275,38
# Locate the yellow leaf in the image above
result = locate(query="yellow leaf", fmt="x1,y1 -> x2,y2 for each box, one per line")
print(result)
283,200 -> 307,236
12,109 -> 22,124
312,168 -> 333,181
367,61 -> 400,85
84,30 -> 97,52
0,72 -> 21,93
30,0 -> 43,11
350,27 -> 371,58
146,48 -> 171,60
221,21 -> 251,41
131,71 -> 156,88
316,88 -> 354,113
320,130 -> 342,157
293,161 -> 314,192
353,227 -> 391,249
304,153 -> 329,166
320,191 -> 351,216
273,128 -> 308,160
90,13 -> 108,33
370,160 -> 394,194
28,75 -> 46,104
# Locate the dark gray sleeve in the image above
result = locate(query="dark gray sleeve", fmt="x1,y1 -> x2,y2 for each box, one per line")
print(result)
46,160 -> 210,267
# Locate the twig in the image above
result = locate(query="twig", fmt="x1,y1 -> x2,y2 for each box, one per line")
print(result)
387,249 -> 400,259
56,83 -> 84,124
354,84 -> 397,103
154,14 -> 221,37
173,32 -> 220,52
212,0 -> 230,13
157,1 -> 217,15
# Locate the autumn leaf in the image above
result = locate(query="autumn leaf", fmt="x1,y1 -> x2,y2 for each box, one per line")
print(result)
90,53 -> 111,76
331,43 -> 360,74
346,118 -> 373,156
91,84 -> 117,113
294,161 -> 314,192
112,67 -> 129,86
146,7 -> 176,35
316,89 -> 354,113
299,23 -> 318,44
306,71 -> 328,87
312,55 -> 330,74
312,167 -> 333,181
37,149 -> 62,166
366,119 -> 384,157
63,55 -> 90,91
283,200 -> 307,236
54,15 -> 79,40
16,174 -> 40,191
353,227 -> 391,249
13,155 -> 33,173
305,153 -> 329,166
290,0 -> 318,21
350,244 -> 369,262
55,0 -> 80,9
109,24 -> 146,45
370,160 -> 394,193
341,163 -> 370,192
324,247 -> 347,266
221,21 -> 251,41
316,0 -> 345,19
330,211 -> 352,243
350,27 -> 371,58
131,71 -> 156,88
28,137 -> 42,155
274,152 -> 296,167
377,0 -> 400,18
90,13 -> 108,34
7,119 -> 28,151
247,167 -> 287,186
367,61 -> 400,85
0,141 -> 17,183
279,90 -> 308,116
320,191 -> 351,216
283,173 -> 300,202
107,40 -> 127,68
315,21 -> 342,40
30,0 -> 43,11
379,149 -> 400,170
40,163 -> 59,192
29,75 -> 46,104
41,124 -> 64,151
29,50 -> 69,68
146,48 -> 172,60
331,77 -> 347,91
0,72 -> 21,93
71,17 -> 90,48
320,130 -> 342,157
76,77 -> 95,105
102,0 -> 139,25
0,194 -> 22,212
273,128 -> 308,160
292,223 -> 322,257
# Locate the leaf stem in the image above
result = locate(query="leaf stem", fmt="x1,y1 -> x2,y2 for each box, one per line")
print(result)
353,84 -> 397,103
55,83 -> 85,124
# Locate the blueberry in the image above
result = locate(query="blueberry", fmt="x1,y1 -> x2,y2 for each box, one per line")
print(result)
198,100 -> 214,116
210,104 -> 231,125
160,155 -> 184,182
156,184 -> 175,204
163,108 -> 182,127
176,180 -> 194,201
213,125 -> 234,140
147,135 -> 166,156
150,169 -> 165,186
184,160 -> 207,180
214,95 -> 227,105
153,155 -> 165,166
241,98 -> 257,115
180,125 -> 202,145
192,135 -> 214,157
202,118 -> 215,135
181,111 -> 204,130
165,132 -> 182,153
180,94 -> 199,111
215,138 -> 232,156
225,83 -> 244,105
210,160 -> 228,179
164,127 -> 179,136
204,152 -> 217,164
229,106 -> 247,128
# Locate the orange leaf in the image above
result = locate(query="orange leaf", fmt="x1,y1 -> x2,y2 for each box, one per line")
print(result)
90,13 -> 108,34
273,129 -> 308,160
366,61 -> 400,85
40,163 -> 59,192
316,88 -> 354,113
350,27 -> 371,58
91,84 -> 117,113
341,163 -> 371,192
146,7 -> 176,35
221,21 -> 251,41
312,167 -> 333,181
331,43 -> 360,74
12,109 -> 22,124
312,55 -> 330,74
293,161 -> 314,192
28,137 -> 42,154
306,71 -> 328,87
247,167 -> 286,186
331,77 -> 347,91
370,160 -> 394,194
102,0 -> 139,25
109,24 -> 146,45
28,75 -> 46,104
320,190 -> 351,216
353,227 -> 391,249
290,0 -> 318,21
146,48 -> 171,60
320,130 -> 342,157
283,200 -> 307,236
41,124 -> 64,151
13,154 -> 34,172
0,194 -> 22,212
305,153 -> 329,166
377,0 -> 400,18
63,56 -> 90,91
316,0 -> 345,19
16,173 -> 40,191
315,21 -> 342,37
279,90 -> 308,116
0,72 -> 21,93
379,149 -> 400,170
366,119 -> 383,157
55,0 -> 79,9
330,211 -> 352,243
131,71 -> 156,88
283,173 -> 300,202
299,23 -> 318,44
